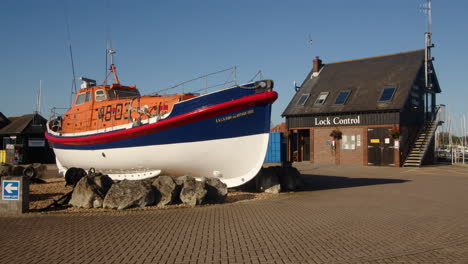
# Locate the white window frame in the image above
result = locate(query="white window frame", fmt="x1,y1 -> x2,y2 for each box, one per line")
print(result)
95,90 -> 107,102
314,92 -> 329,105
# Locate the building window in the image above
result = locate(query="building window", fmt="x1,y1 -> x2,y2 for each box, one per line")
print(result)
297,94 -> 310,105
334,90 -> 351,105
314,92 -> 329,105
95,90 -> 107,102
378,87 -> 396,102
75,93 -> 86,105
342,134 -> 356,150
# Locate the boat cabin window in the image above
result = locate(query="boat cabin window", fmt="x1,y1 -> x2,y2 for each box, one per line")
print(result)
75,93 -> 86,105
107,88 -> 141,100
95,90 -> 107,102
85,91 -> 92,102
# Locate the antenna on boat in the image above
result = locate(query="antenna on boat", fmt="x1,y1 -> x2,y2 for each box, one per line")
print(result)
64,0 -> 77,106
103,49 -> 120,85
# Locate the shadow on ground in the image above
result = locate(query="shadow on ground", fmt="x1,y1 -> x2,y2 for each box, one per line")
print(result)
299,174 -> 409,192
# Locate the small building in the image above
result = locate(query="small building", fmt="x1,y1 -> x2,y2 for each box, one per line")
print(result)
282,50 -> 441,166
0,113 -> 55,164
0,112 -> 10,130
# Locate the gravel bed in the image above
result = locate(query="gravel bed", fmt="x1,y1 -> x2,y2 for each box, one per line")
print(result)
28,177 -> 278,214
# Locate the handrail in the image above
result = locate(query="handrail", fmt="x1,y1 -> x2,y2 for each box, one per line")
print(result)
152,66 -> 237,96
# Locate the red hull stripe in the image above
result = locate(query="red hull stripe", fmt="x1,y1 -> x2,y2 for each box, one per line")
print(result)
46,91 -> 278,146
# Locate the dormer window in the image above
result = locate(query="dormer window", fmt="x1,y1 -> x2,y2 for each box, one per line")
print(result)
314,92 -> 329,105
378,87 -> 396,102
297,94 -> 310,105
334,90 -> 351,105
95,90 -> 107,102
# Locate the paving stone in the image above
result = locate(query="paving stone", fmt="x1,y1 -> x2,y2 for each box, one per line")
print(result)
1,164 -> 468,263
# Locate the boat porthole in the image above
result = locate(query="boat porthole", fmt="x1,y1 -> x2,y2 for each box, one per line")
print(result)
241,178 -> 244,182
102,152 -> 106,157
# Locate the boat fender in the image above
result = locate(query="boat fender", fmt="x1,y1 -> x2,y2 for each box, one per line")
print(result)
23,166 -> 36,179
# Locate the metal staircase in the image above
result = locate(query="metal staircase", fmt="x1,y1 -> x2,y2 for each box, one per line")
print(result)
403,120 -> 439,167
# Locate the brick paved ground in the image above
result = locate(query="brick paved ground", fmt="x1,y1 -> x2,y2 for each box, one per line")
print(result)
1,164 -> 468,263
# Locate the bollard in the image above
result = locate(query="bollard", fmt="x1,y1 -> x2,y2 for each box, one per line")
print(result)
0,176 -> 29,214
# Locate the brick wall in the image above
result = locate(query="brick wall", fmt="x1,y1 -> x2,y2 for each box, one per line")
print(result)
313,128 -> 337,164
339,127 -> 365,165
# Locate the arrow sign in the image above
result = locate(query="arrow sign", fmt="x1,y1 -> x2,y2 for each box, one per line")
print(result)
5,183 -> 18,194
2,180 -> 20,200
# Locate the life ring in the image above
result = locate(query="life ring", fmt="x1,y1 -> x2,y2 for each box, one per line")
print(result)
49,117 -> 62,132
23,166 -> 36,178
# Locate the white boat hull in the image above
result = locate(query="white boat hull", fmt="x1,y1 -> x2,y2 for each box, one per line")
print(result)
54,133 -> 269,187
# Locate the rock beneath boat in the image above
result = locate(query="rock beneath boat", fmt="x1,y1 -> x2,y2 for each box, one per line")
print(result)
69,174 -> 113,208
204,177 -> 227,204
178,176 -> 207,206
277,165 -> 301,192
103,179 -> 155,210
256,167 -> 281,194
152,176 -> 178,207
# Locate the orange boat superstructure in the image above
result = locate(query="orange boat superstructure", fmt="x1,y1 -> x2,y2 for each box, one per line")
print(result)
52,64 -> 198,134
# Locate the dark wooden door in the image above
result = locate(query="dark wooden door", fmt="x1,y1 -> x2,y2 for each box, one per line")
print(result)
298,130 -> 310,161
367,128 -> 394,166
303,132 -> 310,161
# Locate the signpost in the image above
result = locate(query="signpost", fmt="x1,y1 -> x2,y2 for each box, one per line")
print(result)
2,180 -> 20,200
0,176 -> 28,214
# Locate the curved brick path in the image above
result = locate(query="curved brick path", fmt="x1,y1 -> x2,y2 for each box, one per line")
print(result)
1,164 -> 468,263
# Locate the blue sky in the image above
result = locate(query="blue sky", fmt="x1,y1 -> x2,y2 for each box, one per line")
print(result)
1,0 -> 467,134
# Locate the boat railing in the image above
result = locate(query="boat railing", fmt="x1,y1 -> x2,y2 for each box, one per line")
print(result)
153,66 -> 238,97
49,107 -> 68,120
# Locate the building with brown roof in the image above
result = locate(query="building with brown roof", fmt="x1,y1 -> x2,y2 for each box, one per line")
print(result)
282,50 -> 442,166
0,113 -> 55,164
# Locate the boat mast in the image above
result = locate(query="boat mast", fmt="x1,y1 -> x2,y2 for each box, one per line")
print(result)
35,80 -> 42,115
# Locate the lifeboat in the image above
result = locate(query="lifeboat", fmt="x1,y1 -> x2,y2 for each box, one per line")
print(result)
45,63 -> 277,188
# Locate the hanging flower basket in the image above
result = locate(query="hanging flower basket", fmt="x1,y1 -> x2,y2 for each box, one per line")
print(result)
389,128 -> 400,139
330,129 -> 342,140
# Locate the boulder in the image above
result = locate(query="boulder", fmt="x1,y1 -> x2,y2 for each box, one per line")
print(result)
0,164 -> 12,176
178,176 -> 207,206
278,166 -> 301,192
152,176 -> 178,207
103,180 -> 155,210
69,174 -> 113,209
204,177 -> 227,204
256,167 -> 281,194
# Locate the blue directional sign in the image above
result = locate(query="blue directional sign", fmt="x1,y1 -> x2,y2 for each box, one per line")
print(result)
2,180 -> 20,200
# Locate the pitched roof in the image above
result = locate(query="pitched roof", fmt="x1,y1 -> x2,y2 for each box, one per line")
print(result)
283,50 -> 440,117
0,113 -> 47,135
270,122 -> 287,133
0,112 -> 10,129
